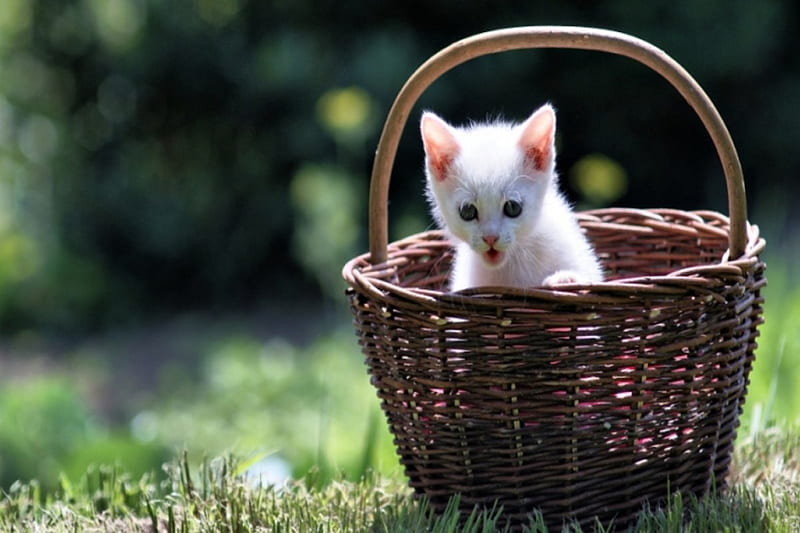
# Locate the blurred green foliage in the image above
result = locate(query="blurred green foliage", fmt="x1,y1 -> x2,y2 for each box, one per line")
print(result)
0,0 -> 795,332
0,376 -> 167,490
132,328 -> 399,484
291,164 -> 362,299
0,325 -> 402,490
741,262 -> 800,434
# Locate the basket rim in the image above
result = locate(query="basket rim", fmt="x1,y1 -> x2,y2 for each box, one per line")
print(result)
343,207 -> 766,308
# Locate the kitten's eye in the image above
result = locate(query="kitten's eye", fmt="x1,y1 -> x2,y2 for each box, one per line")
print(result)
459,203 -> 478,221
503,200 -> 523,218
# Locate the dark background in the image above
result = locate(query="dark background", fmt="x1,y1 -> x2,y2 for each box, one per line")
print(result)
0,0 -> 796,332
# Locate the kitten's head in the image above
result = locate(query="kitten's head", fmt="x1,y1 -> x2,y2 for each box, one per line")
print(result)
421,104 -> 557,268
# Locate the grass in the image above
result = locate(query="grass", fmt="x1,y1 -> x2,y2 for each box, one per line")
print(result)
1,427 -> 798,532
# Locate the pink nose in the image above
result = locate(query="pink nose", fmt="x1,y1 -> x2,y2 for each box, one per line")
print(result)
482,235 -> 498,247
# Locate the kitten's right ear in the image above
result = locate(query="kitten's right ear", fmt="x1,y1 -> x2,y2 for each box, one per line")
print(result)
421,112 -> 459,182
518,104 -> 556,173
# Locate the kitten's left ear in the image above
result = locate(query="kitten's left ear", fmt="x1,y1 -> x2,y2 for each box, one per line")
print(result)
518,104 -> 556,172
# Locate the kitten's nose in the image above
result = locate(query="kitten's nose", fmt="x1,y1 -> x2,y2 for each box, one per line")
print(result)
482,235 -> 498,247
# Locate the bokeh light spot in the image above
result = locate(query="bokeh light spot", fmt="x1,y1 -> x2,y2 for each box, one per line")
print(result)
0,0 -> 31,50
86,0 -> 146,52
569,153 -> 629,207
0,232 -> 40,282
316,87 -> 375,136
194,0 -> 242,26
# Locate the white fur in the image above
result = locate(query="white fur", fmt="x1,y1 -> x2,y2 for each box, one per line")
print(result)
421,105 -> 603,291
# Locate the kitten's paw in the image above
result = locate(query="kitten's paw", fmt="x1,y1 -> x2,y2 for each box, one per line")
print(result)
543,270 -> 582,287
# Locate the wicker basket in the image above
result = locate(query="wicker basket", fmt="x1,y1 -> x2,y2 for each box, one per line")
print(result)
342,27 -> 766,529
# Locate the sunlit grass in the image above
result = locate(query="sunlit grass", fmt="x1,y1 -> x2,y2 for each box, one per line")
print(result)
1,428 -> 798,532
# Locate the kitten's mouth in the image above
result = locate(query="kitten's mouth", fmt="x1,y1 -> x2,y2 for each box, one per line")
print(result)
483,248 -> 504,265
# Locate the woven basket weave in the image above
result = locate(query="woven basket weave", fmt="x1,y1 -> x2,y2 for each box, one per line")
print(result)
342,27 -> 766,529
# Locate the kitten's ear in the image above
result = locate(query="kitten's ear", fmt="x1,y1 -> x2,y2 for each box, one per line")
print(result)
518,104 -> 556,172
421,112 -> 460,182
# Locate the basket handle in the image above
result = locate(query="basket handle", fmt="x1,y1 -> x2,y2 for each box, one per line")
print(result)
368,26 -> 748,264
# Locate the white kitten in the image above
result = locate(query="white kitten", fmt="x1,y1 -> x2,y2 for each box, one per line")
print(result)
421,103 -> 603,291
